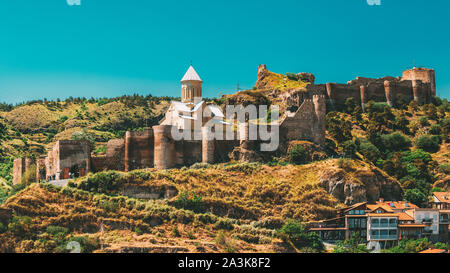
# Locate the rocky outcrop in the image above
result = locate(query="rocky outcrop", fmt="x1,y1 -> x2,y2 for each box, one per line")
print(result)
296,72 -> 315,84
120,185 -> 178,200
318,160 -> 403,205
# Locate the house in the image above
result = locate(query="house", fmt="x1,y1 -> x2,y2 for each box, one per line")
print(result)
433,192 -> 450,210
376,200 -> 418,213
397,212 -> 425,240
405,208 -> 440,241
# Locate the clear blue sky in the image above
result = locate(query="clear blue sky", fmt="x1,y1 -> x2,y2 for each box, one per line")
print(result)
0,0 -> 449,104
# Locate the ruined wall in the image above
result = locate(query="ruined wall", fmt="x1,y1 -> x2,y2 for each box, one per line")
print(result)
13,157 -> 34,185
35,156 -> 46,182
278,66 -> 436,110
13,158 -> 27,185
125,129 -> 154,171
46,140 -> 91,180
153,125 -> 177,170
106,138 -> 125,171
180,140 -> 202,166
91,156 -> 108,172
281,99 -> 317,143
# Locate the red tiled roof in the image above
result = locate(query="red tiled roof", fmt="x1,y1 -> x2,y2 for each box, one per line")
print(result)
377,201 -> 419,210
434,192 -> 450,204
367,204 -> 394,213
397,212 -> 414,221
419,248 -> 447,254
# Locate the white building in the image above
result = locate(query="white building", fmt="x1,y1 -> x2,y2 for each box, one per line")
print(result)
405,208 -> 440,239
160,65 -> 228,133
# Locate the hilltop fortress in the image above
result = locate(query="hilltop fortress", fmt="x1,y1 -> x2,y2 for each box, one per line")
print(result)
12,64 -> 436,184
257,64 -> 436,110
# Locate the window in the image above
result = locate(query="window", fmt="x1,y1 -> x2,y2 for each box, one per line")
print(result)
371,219 -> 379,225
389,230 -> 397,236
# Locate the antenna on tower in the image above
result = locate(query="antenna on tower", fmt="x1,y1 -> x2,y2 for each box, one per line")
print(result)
413,60 -> 417,68
236,81 -> 240,92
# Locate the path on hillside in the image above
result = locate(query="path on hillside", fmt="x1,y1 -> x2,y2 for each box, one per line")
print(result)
47,179 -> 71,188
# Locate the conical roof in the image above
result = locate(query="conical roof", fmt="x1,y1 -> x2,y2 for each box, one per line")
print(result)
181,65 -> 202,82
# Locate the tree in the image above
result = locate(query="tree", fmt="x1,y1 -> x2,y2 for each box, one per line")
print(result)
72,129 -> 95,150
394,114 -> 410,135
429,124 -> 441,135
380,133 -> 412,153
356,139 -> 380,163
340,140 -> 357,158
414,135 -> 441,153
278,220 -> 324,253
423,103 -> 438,120
326,112 -> 352,143
344,97 -> 357,114
332,232 -> 370,253
288,145 -> 310,165
404,189 -> 428,207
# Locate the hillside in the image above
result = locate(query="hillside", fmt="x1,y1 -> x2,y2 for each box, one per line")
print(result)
0,68 -> 448,253
0,159 -> 401,253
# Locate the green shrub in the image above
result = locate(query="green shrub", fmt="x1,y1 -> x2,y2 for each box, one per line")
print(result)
380,133 -> 411,153
340,140 -> 357,158
8,216 -> 33,237
404,189 -> 428,207
289,145 -> 310,165
414,135 -> 441,153
223,162 -> 262,174
337,158 -> 353,171
194,213 -> 218,225
419,116 -> 430,127
356,139 -> 381,163
173,191 -> 203,212
215,231 -> 237,253
438,164 -> 450,174
0,222 -> 7,233
277,220 -> 324,252
46,226 -> 69,236
429,124 -> 441,135
215,218 -> 234,231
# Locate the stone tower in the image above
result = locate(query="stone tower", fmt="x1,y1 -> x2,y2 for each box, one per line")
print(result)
181,65 -> 203,103
402,67 -> 436,97
313,94 -> 326,145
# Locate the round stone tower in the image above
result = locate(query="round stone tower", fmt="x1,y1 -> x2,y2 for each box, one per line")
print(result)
153,125 -> 175,170
181,65 -> 203,103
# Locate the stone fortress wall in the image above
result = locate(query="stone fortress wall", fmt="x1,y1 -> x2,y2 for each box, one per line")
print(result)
12,64 -> 435,184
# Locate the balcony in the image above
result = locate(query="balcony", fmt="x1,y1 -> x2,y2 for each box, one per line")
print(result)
422,229 -> 433,235
371,223 -> 397,228
370,235 -> 398,240
439,218 -> 449,224
422,218 -> 433,224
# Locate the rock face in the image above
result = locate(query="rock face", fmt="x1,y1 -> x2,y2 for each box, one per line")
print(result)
296,73 -> 315,84
120,185 -> 178,200
318,161 -> 403,205
229,147 -> 265,163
